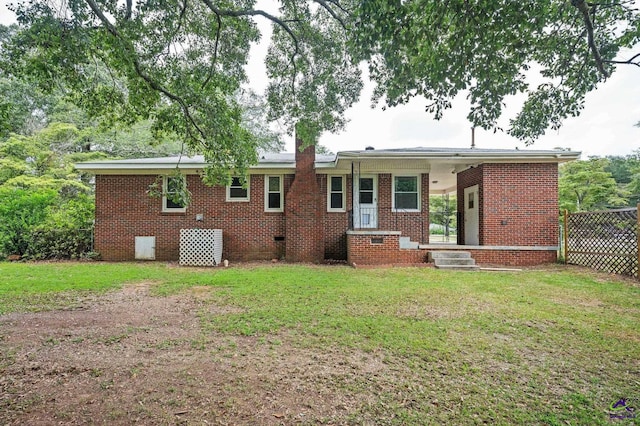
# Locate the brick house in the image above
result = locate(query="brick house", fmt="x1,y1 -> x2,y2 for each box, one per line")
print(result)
76,139 -> 579,266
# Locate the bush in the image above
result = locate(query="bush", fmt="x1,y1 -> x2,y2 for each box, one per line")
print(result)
0,187 -> 95,259
23,193 -> 95,260
0,187 -> 57,256
24,228 -> 93,260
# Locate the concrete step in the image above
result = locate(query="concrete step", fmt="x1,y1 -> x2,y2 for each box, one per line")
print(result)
428,251 -> 472,261
429,250 -> 479,271
433,257 -> 476,266
435,264 -> 480,271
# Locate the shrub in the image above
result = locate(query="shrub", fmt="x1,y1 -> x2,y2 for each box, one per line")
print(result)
0,187 -> 57,256
0,188 -> 95,259
23,194 -> 95,260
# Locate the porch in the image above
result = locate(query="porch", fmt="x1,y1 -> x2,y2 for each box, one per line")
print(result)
345,229 -> 558,267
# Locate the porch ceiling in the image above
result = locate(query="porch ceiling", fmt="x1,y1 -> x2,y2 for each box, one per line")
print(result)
330,147 -> 581,194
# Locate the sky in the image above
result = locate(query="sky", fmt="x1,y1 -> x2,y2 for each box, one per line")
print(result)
1,2 -> 638,159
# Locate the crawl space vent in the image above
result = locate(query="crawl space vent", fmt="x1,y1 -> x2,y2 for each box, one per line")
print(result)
179,229 -> 223,266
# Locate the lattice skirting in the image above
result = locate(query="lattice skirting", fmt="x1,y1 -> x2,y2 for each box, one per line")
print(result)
179,229 -> 223,266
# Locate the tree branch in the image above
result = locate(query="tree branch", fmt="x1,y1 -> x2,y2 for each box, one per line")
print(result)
314,0 -> 347,29
124,0 -> 132,20
604,52 -> 640,67
84,0 -> 207,141
572,0 -> 610,77
198,0 -> 301,55
202,12 -> 222,90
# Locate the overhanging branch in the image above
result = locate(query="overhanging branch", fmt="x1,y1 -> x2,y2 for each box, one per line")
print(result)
84,0 -> 207,142
572,0 -> 610,77
604,52 -> 640,68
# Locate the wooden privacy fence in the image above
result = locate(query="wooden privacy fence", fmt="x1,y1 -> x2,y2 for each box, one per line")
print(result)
562,206 -> 639,278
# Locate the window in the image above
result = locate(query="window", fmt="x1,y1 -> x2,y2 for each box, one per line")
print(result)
265,175 -> 283,212
359,177 -> 374,204
226,176 -> 249,201
393,176 -> 420,211
328,175 -> 345,212
163,176 -> 187,212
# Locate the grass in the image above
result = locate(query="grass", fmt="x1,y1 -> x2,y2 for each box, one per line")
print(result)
1,261 -> 639,424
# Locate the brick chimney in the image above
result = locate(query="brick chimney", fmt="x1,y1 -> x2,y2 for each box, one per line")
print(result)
285,135 -> 324,262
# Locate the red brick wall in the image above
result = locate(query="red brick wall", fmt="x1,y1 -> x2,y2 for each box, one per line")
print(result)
284,137 -> 324,262
95,161 -> 559,265
346,232 -> 428,266
318,174 -> 351,260
95,174 -> 290,261
373,173 -> 430,244
469,249 -> 556,266
481,163 -> 558,247
457,163 -> 558,248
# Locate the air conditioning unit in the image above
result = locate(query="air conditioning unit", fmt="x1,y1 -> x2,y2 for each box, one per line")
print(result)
179,229 -> 223,266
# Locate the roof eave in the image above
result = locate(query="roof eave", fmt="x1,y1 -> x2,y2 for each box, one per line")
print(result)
336,151 -> 581,162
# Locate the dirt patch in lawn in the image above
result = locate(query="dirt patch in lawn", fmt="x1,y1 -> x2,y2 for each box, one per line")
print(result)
0,283 -> 402,425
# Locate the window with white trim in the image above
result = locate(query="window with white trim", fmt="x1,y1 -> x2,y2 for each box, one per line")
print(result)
226,176 -> 249,201
163,176 -> 187,212
328,175 -> 345,212
393,175 -> 420,211
265,175 -> 283,212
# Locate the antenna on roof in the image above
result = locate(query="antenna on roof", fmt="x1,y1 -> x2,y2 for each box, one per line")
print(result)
471,127 -> 476,149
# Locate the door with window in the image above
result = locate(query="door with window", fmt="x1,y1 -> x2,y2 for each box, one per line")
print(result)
354,175 -> 377,228
464,185 -> 479,245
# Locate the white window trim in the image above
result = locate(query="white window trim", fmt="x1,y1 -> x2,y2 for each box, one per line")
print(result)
226,176 -> 250,202
162,176 -> 187,213
327,175 -> 346,212
264,175 -> 283,212
392,174 -> 421,212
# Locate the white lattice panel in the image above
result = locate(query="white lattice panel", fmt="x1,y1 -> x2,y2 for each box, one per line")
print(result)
179,229 -> 223,266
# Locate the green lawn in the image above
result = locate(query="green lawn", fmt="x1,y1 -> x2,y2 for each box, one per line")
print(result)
1,261 -> 639,424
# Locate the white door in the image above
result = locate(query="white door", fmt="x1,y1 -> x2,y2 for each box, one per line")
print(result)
464,185 -> 479,245
355,176 -> 377,229
135,236 -> 156,260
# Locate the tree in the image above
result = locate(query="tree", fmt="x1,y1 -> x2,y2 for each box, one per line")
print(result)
353,0 -> 640,142
624,149 -> 640,205
3,1 -> 361,183
429,194 -> 457,236
2,0 -> 638,179
559,158 -> 628,212
598,152 -> 640,206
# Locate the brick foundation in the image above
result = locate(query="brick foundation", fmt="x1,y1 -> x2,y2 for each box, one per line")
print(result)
346,231 -> 428,266
468,249 -> 557,266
